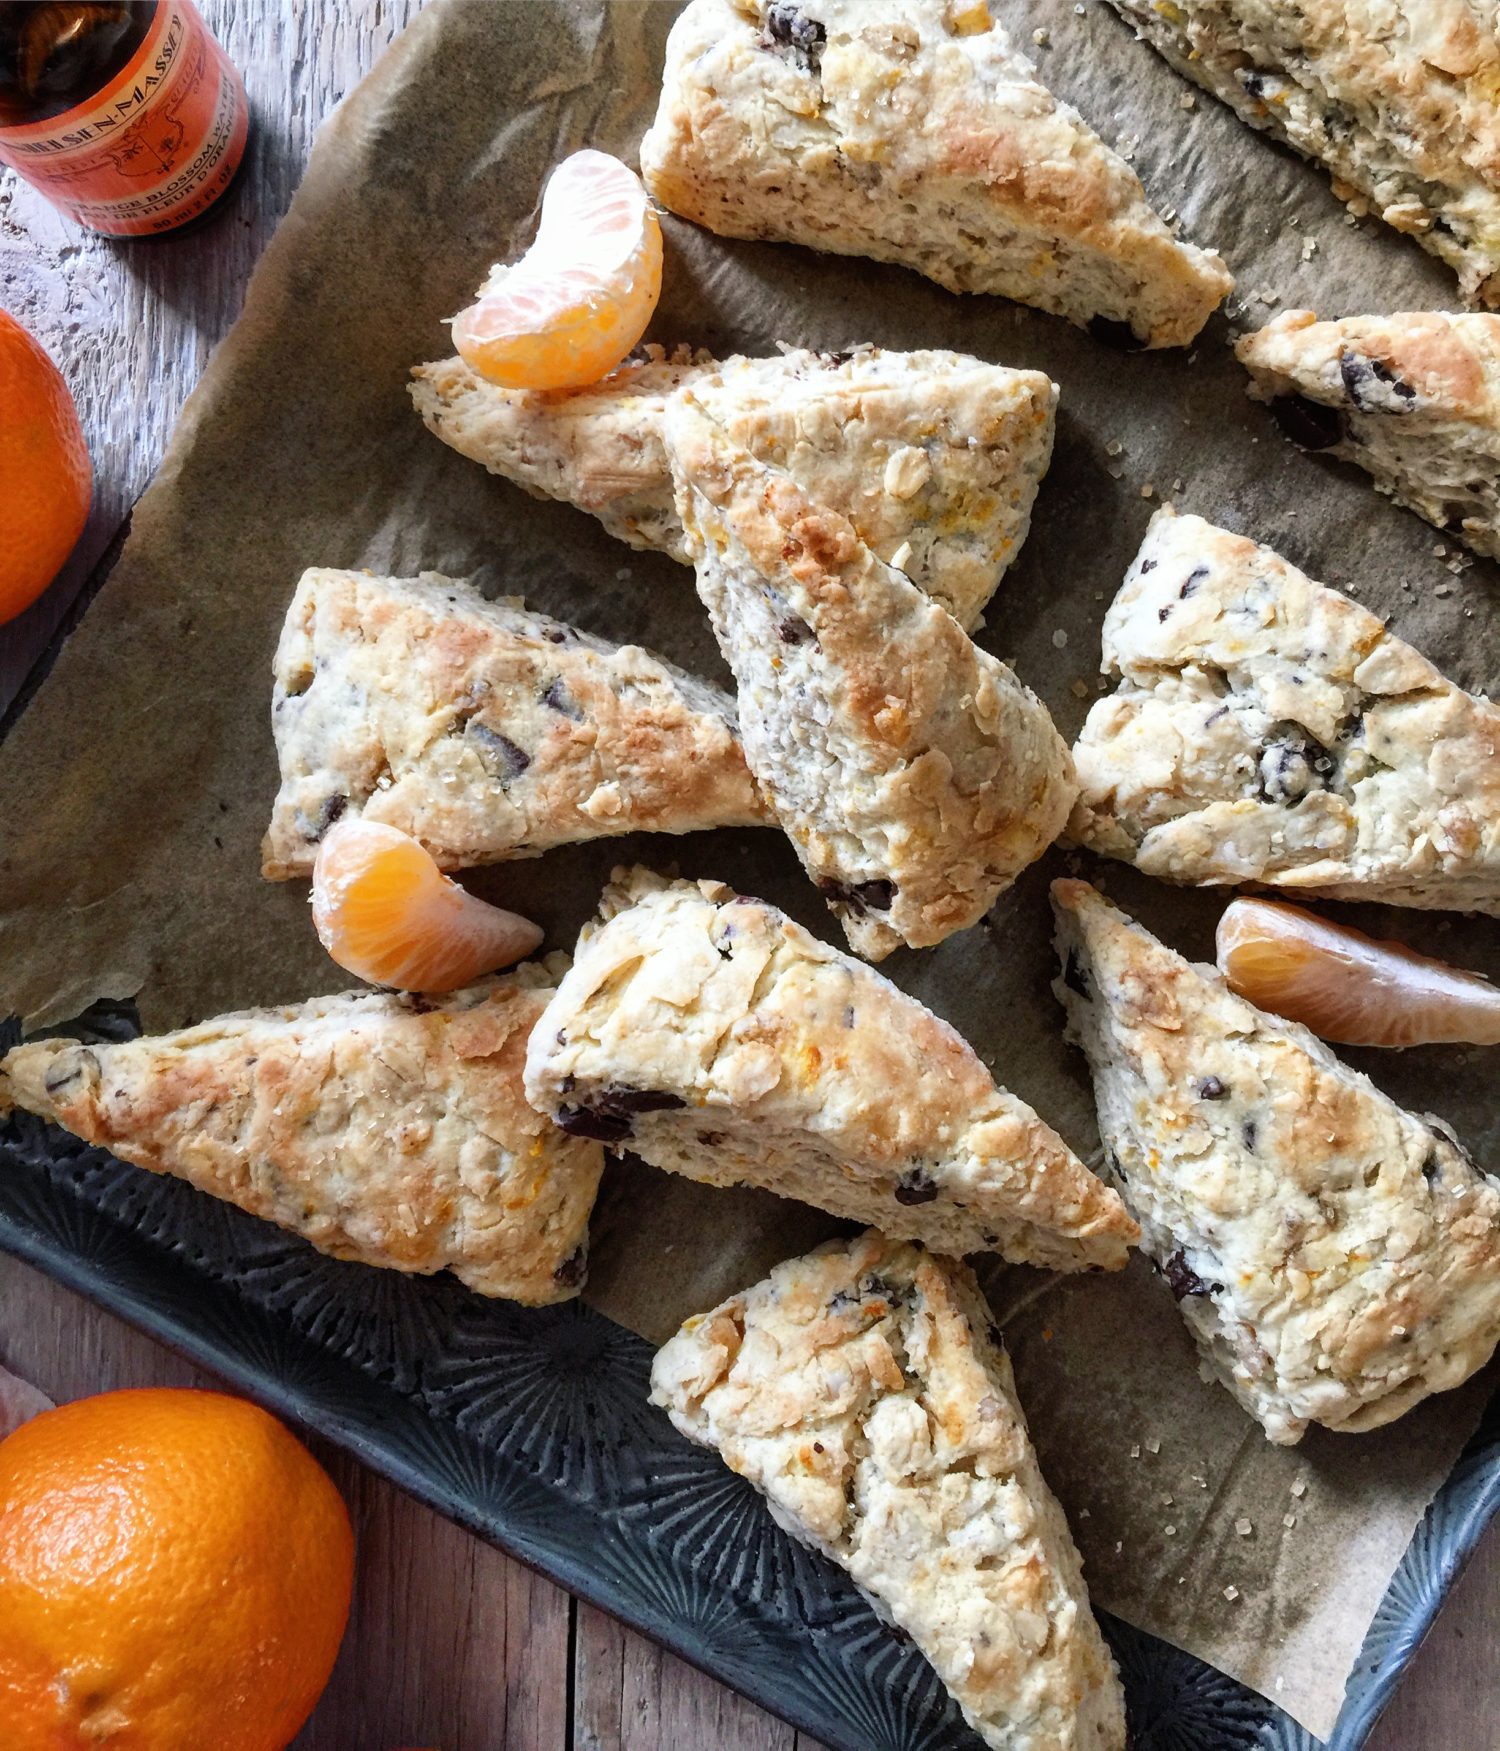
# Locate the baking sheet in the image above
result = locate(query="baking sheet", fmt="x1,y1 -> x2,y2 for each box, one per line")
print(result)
1,0 -> 1497,1737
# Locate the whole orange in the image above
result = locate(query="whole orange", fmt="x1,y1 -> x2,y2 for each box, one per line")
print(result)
0,1387 -> 354,1751
0,307 -> 92,625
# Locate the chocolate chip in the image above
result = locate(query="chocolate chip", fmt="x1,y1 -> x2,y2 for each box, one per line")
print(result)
541,677 -> 582,719
1257,724 -> 1334,804
469,723 -> 531,781
1422,1152 -> 1442,1185
543,628 -> 569,644
818,876 -> 896,915
1087,315 -> 1146,352
555,1084 -> 687,1143
987,1322 -> 1006,1351
1140,559 -> 1157,574
299,792 -> 347,842
842,1004 -> 855,1028
894,1168 -> 939,1206
765,2 -> 825,60
1180,565 -> 1208,599
1242,1119 -> 1258,1151
1269,394 -> 1346,451
1063,950 -> 1091,1000
778,616 -> 815,645
1161,1250 -> 1218,1300
1339,350 -> 1416,413
555,1105 -> 633,1143
552,1247 -> 587,1287
41,1048 -> 99,1096
1197,1075 -> 1227,1100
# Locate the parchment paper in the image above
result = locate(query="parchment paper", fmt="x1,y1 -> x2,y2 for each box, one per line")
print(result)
2,1 -> 1497,1737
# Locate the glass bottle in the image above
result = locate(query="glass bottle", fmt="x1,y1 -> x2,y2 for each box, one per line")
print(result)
0,2 -> 249,237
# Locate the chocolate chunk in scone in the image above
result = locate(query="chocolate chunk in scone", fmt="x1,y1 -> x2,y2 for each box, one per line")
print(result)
1052,878 -> 1500,1444
523,868 -> 1136,1273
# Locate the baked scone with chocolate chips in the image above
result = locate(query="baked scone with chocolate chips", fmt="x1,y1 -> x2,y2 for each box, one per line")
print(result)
666,394 -> 1077,958
652,1231 -> 1127,1750
262,568 -> 768,880
1107,2 -> 1500,307
524,869 -> 1136,1272
1052,879 -> 1500,1444
410,345 -> 1058,630
0,965 -> 604,1304
639,0 -> 1230,348
1068,509 -> 1500,914
1237,309 -> 1500,561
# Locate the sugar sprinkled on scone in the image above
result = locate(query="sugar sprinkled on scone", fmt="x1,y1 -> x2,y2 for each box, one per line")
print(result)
1237,309 -> 1500,562
666,393 -> 1078,958
1068,507 -> 1500,914
1052,878 -> 1500,1445
523,868 -> 1136,1273
1,964 -> 603,1305
262,568 -> 768,880
411,344 -> 1059,631
651,1230 -> 1127,1750
640,0 -> 1230,347
1106,2 -> 1500,308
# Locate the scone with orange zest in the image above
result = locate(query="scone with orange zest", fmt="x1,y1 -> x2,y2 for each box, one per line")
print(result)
523,868 -> 1136,1272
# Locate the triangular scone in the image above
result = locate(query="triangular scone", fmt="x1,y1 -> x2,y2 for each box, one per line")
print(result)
652,1232 -> 1127,1751
524,869 -> 1136,1273
1107,2 -> 1500,308
1051,879 -> 1500,1444
1237,310 -> 1500,561
411,346 -> 1058,631
0,966 -> 604,1305
262,568 -> 769,880
639,0 -> 1231,348
665,394 -> 1077,958
1068,508 -> 1500,913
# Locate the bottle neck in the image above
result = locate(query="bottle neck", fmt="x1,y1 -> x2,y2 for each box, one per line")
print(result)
0,3 -> 158,128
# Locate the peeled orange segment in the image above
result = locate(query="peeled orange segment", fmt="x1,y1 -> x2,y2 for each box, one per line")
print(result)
312,819 -> 542,993
1216,898 -> 1500,1049
452,150 -> 663,391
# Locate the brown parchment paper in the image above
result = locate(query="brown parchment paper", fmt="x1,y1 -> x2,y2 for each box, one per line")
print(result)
2,0 -> 1498,1736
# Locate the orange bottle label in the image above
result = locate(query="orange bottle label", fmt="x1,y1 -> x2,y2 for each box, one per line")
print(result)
0,2 -> 248,237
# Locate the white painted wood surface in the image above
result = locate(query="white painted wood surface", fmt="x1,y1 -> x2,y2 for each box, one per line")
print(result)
0,4 -> 1494,1746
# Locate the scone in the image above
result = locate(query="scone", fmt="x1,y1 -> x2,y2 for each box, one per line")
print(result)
639,0 -> 1231,348
1068,508 -> 1500,914
262,568 -> 768,880
1052,878 -> 1500,1444
411,344 -> 1059,630
0,965 -> 604,1304
666,393 -> 1078,958
1237,309 -> 1500,562
1106,2 -> 1500,307
652,1231 -> 1127,1751
523,868 -> 1136,1273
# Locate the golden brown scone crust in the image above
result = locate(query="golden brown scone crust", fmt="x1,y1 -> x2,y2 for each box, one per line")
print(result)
651,1231 -> 1126,1750
1068,508 -> 1500,914
262,568 -> 768,880
410,345 -> 1058,631
640,0 -> 1230,347
524,868 -> 1136,1273
1052,880 -> 1500,1444
1108,1 -> 1500,306
1236,309 -> 1500,561
0,965 -> 603,1304
667,394 -> 1077,958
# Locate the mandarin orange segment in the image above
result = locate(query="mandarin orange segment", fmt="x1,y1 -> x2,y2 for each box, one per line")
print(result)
1216,897 -> 1500,1049
452,149 -> 663,390
0,1387 -> 352,1751
312,818 -> 542,993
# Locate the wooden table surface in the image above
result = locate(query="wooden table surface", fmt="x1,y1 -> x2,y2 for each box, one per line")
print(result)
1,3 -> 1496,1746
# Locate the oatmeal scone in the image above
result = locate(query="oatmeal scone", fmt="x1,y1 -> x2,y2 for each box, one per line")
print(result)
666,394 -> 1077,958
1237,309 -> 1500,562
1052,879 -> 1500,1444
652,1231 -> 1127,1751
0,965 -> 604,1304
1068,509 -> 1500,913
1106,2 -> 1500,307
524,869 -> 1136,1273
411,345 -> 1059,630
262,568 -> 768,880
639,0 -> 1231,348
